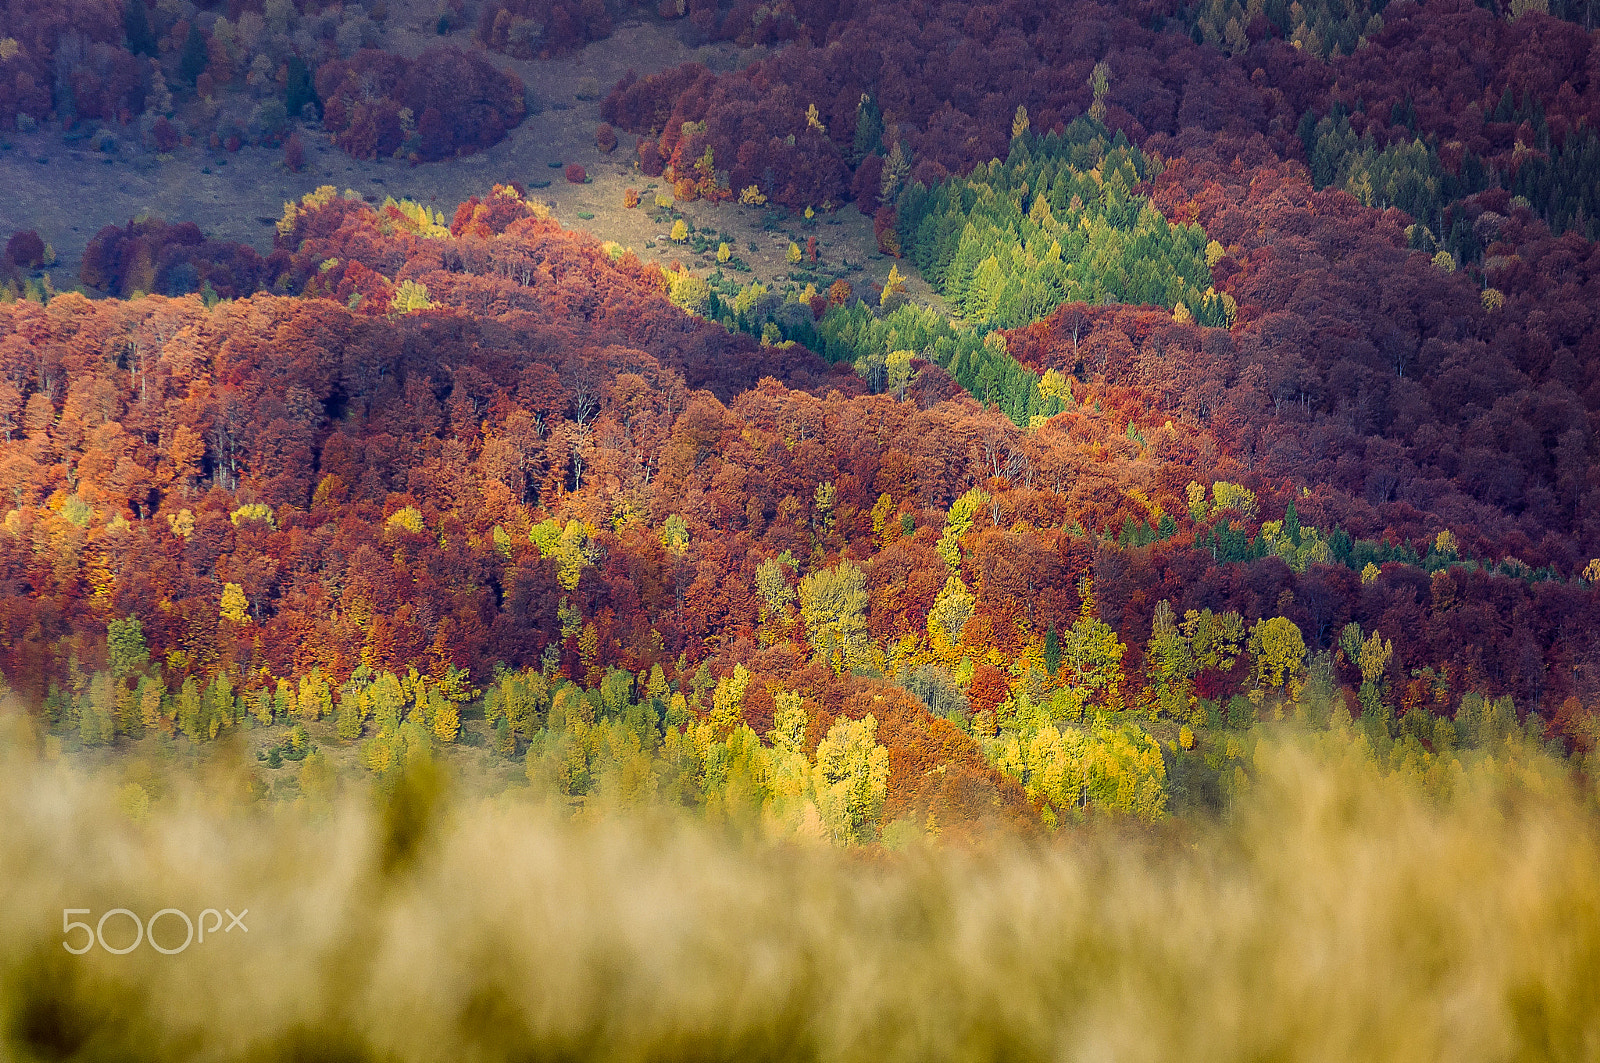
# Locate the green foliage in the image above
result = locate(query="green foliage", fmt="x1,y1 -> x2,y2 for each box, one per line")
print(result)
1060,579 -> 1126,705
984,712 -> 1167,822
1249,617 -> 1307,691
1304,109 -> 1600,252
851,93 -> 884,165
809,300 -> 1057,426
898,120 -> 1218,329
106,617 -> 149,680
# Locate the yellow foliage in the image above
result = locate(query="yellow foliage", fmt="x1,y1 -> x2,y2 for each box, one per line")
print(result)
666,270 -> 708,315
1011,104 -> 1030,139
880,264 -> 908,305
1249,616 -> 1306,690
813,714 -> 890,844
277,185 -> 340,236
432,702 -> 460,743
166,508 -> 195,539
739,184 -> 767,206
229,502 -> 275,528
390,279 -> 432,313
1358,630 -> 1393,684
1040,368 -> 1073,405
220,583 -> 250,624
386,506 -> 425,534
799,562 -> 872,675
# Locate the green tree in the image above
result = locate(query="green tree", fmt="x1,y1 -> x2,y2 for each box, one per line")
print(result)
106,616 -> 149,680
178,22 -> 208,86
850,94 -> 883,164
1062,579 -> 1125,705
1145,600 -> 1195,721
124,0 -> 157,56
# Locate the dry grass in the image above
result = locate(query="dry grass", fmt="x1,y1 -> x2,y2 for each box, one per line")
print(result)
2,702 -> 1598,1063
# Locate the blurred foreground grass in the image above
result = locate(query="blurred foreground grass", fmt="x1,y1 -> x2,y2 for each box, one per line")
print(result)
2,701 -> 1598,1063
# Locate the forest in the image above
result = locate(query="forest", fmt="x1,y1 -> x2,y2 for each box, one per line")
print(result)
0,0 -> 1596,849
6,0 -> 1600,1055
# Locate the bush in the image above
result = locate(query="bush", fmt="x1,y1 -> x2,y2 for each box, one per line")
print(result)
5,231 -> 45,270
284,132 -> 306,173
595,123 -> 617,153
565,163 -> 587,183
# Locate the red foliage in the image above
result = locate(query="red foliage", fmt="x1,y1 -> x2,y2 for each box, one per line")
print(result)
873,206 -> 899,256
967,665 -> 1010,717
317,47 -> 525,162
6,231 -> 45,270
477,0 -> 612,57
595,122 -> 618,153
80,217 -> 264,298
283,131 -> 306,173
636,137 -> 665,177
564,163 -> 587,184
151,117 -> 179,153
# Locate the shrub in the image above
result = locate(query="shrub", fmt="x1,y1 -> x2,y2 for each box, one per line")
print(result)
565,163 -> 587,183
5,231 -> 44,270
283,131 -> 306,173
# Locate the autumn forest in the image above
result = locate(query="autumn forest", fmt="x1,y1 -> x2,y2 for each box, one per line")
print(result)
2,0 -> 1600,1053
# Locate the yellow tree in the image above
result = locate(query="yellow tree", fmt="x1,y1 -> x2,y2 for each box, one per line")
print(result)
813,714 -> 890,844
886,348 -> 915,401
760,691 -> 821,839
799,562 -> 873,674
925,574 -> 975,663
220,582 -> 250,624
880,264 -> 908,305
936,487 -> 990,569
1248,616 -> 1306,694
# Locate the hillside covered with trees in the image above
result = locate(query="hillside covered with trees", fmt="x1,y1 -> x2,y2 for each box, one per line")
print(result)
1,0 -> 1599,849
